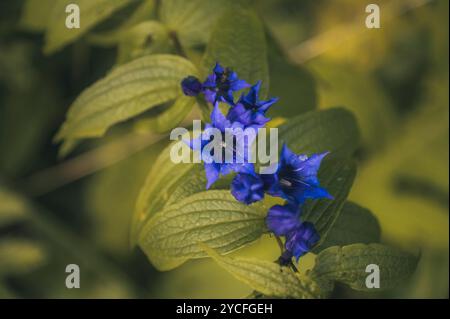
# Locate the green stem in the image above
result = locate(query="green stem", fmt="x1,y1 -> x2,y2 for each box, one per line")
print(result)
169,31 -> 187,58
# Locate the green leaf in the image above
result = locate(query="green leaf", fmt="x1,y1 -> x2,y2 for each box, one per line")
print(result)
138,191 -> 266,271
0,187 -> 29,227
201,244 -> 323,298
87,0 -> 157,47
311,244 -> 419,291
266,32 -> 317,117
116,21 -> 171,64
303,159 -> 357,241
159,0 -> 230,48
131,142 -> 196,245
203,8 -> 269,97
55,54 -> 198,154
20,0 -> 57,32
314,202 -> 381,252
44,0 -> 135,54
0,239 -> 47,275
278,108 -> 360,158
131,142 -> 234,246
133,95 -> 195,134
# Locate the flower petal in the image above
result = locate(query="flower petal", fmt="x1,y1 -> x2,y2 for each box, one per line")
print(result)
266,203 -> 301,236
285,222 -> 320,261
204,163 -> 220,189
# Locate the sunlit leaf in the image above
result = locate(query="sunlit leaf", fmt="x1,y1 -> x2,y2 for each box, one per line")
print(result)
159,0 -> 230,48
131,141 -> 236,246
44,0 -> 135,54
138,191 -> 266,271
55,54 -> 199,155
133,95 -> 196,134
202,244 -> 324,298
116,21 -> 170,64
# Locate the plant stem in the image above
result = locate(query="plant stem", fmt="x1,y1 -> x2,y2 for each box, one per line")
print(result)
275,235 -> 284,254
169,31 -> 187,58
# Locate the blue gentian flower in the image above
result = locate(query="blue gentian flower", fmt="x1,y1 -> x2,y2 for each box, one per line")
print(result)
262,144 -> 333,204
231,171 -> 264,204
202,63 -> 250,105
266,202 -> 301,236
227,81 -> 278,128
266,203 -> 320,262
181,76 -> 203,96
285,222 -> 320,261
190,104 -> 255,189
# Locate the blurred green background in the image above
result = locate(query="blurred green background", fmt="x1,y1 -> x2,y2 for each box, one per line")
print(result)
0,0 -> 448,298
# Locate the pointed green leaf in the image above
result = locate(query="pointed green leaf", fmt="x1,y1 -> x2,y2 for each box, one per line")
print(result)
202,244 -> 323,299
159,0 -> 230,48
116,21 -> 170,64
131,142 -> 196,245
311,244 -> 419,291
44,0 -> 134,54
131,142 -> 235,246
133,95 -> 195,134
55,54 -> 198,153
279,108 -> 360,158
303,159 -> 357,241
138,191 -> 266,271
314,202 -> 381,252
203,8 -> 269,97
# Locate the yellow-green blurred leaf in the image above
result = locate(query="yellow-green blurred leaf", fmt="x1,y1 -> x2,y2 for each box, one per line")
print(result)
0,186 -> 29,227
20,0 -> 57,32
0,239 -> 47,275
116,21 -> 170,64
44,0 -> 134,54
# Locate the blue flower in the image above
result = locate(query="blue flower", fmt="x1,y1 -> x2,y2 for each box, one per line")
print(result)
181,76 -> 203,96
266,203 -> 320,262
262,144 -> 333,204
190,104 -> 255,189
227,81 -> 278,128
203,63 -> 249,105
231,171 -> 264,204
285,222 -> 320,261
266,202 -> 301,236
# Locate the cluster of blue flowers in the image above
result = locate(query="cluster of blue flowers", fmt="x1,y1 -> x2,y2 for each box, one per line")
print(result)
181,63 -> 333,264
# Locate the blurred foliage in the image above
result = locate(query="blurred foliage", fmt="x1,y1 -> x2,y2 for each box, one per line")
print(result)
0,0 -> 447,298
